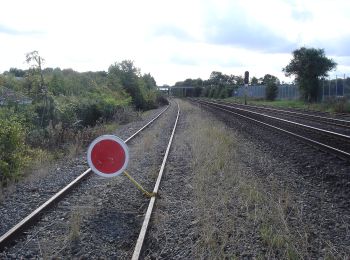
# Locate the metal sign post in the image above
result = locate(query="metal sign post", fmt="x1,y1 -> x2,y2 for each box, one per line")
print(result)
87,135 -> 154,197
244,71 -> 249,105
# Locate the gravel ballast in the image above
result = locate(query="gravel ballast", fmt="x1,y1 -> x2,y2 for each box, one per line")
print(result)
1,98 -> 349,259
0,101 -> 176,258
142,99 -> 349,259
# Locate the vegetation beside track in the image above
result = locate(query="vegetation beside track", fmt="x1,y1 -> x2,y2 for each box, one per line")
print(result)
223,96 -> 350,113
181,100 -> 307,259
0,54 -> 167,186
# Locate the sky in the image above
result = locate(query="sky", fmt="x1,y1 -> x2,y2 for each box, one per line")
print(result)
1,0 -> 350,85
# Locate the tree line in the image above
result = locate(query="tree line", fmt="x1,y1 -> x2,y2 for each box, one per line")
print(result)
173,72 -> 280,100
172,47 -> 338,102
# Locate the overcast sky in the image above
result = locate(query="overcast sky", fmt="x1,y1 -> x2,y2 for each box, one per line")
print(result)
1,0 -> 350,85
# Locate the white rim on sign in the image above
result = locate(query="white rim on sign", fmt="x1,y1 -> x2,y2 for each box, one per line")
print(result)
87,135 -> 129,177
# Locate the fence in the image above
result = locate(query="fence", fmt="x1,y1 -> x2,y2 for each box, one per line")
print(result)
234,84 -> 300,100
234,75 -> 350,101
321,77 -> 350,100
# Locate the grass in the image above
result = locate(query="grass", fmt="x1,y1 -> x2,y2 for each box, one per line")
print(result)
224,96 -> 350,113
178,99 -> 309,259
69,208 -> 82,243
0,104 -> 141,187
9,120 -> 120,185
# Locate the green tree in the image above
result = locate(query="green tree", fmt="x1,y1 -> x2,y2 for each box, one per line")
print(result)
263,74 -> 279,101
108,60 -> 158,109
251,76 -> 258,85
9,68 -> 26,77
49,73 -> 66,95
265,81 -> 278,101
108,60 -> 144,109
142,73 -> 157,89
25,51 -> 50,127
263,74 -> 280,85
25,51 -> 46,97
283,47 -> 336,102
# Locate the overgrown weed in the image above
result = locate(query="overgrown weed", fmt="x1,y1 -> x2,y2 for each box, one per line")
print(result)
69,208 -> 82,244
179,100 -> 308,259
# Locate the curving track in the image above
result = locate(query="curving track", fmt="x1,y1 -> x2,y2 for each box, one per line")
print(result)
193,99 -> 350,160
0,100 -> 180,258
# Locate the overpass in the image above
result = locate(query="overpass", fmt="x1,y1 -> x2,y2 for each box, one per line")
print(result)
157,86 -> 196,97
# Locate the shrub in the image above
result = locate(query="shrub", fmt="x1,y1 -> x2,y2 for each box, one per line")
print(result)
218,87 -> 229,99
0,118 -> 29,184
266,82 -> 278,101
156,94 -> 169,106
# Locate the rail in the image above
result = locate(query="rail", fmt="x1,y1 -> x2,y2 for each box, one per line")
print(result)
194,99 -> 350,160
216,99 -> 350,129
132,101 -> 180,259
0,104 -> 170,250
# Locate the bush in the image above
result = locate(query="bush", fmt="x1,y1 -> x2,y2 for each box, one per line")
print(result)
0,118 -> 29,184
156,95 -> 169,106
219,87 -> 229,99
266,82 -> 278,101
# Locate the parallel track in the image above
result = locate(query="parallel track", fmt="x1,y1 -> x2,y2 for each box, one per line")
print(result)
0,103 -> 172,251
194,99 -> 350,160
215,100 -> 350,130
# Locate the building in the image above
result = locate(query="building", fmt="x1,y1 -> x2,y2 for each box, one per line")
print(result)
0,86 -> 32,105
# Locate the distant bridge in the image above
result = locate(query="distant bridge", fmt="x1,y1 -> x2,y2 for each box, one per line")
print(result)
157,86 -> 196,97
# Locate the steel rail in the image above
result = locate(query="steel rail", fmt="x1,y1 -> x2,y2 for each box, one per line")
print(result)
0,104 -> 170,251
196,100 -> 350,160
216,100 -> 350,128
204,100 -> 350,141
132,101 -> 180,260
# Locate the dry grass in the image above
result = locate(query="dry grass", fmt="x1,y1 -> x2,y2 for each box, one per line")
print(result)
15,121 -> 120,187
69,208 -> 82,243
178,100 -> 309,259
131,109 -> 169,181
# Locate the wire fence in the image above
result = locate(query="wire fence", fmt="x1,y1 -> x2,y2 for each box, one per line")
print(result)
234,75 -> 350,101
321,76 -> 350,100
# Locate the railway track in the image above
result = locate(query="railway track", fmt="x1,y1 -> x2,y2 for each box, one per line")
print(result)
193,99 -> 350,160
0,100 -> 180,259
214,100 -> 350,134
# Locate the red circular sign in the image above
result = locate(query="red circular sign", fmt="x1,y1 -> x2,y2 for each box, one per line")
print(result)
87,135 -> 129,177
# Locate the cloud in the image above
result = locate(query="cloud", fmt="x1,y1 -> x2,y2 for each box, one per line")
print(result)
0,24 -> 43,36
329,36 -> 350,57
152,24 -> 193,41
309,34 -> 350,57
169,52 -> 242,68
336,56 -> 350,66
203,13 -> 298,54
169,55 -> 198,66
291,9 -> 313,22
